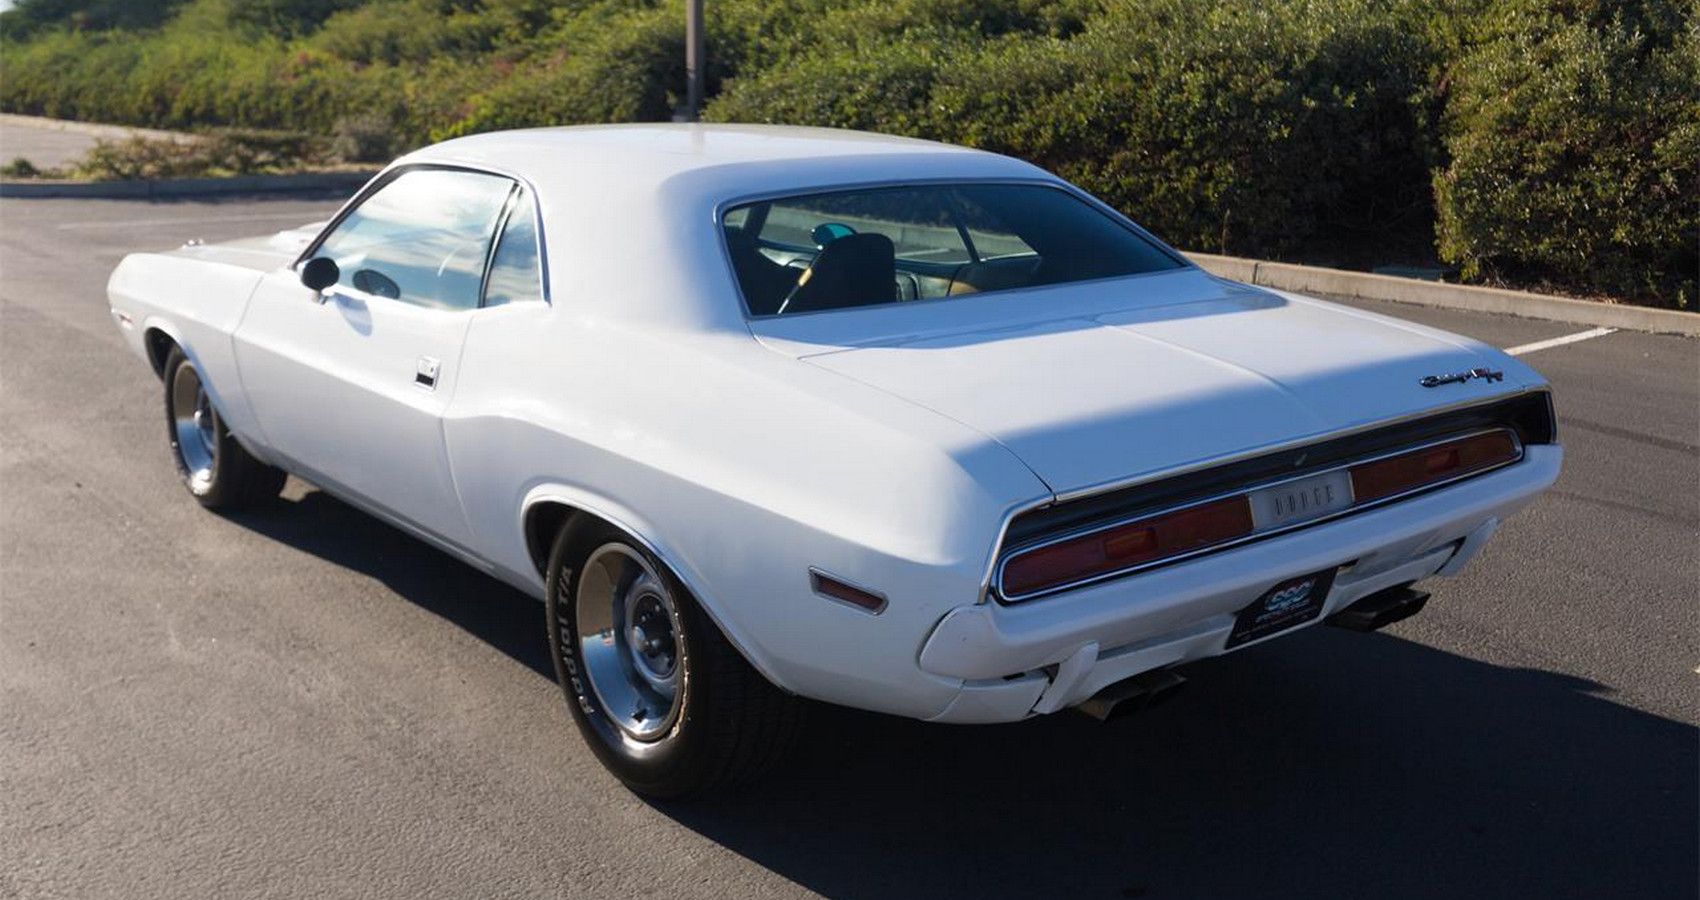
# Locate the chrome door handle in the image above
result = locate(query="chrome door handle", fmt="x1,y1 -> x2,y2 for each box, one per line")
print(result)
415,357 -> 440,390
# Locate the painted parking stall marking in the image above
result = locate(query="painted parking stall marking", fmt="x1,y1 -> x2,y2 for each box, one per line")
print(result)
54,211 -> 334,231
1504,327 -> 1617,357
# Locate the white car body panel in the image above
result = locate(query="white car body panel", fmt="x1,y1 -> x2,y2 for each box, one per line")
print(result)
778,271 -> 1544,495
107,124 -> 1561,722
235,267 -> 479,549
918,446 -> 1559,721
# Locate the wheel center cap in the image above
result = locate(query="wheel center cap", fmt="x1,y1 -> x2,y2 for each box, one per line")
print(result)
627,595 -> 676,680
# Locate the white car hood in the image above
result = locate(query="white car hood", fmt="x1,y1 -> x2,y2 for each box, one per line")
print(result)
766,274 -> 1537,495
163,222 -> 327,272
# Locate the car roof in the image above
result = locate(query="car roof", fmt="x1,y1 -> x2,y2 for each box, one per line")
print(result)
402,124 -> 1048,199
392,125 -> 1064,330
413,123 -> 973,170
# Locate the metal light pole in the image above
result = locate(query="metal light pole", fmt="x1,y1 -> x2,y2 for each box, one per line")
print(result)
684,0 -> 704,122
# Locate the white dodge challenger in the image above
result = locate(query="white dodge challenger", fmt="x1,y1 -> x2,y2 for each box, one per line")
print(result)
108,125 -> 1561,796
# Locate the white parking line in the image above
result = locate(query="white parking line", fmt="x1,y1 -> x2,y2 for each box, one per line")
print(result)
1504,327 -> 1617,356
54,211 -> 334,231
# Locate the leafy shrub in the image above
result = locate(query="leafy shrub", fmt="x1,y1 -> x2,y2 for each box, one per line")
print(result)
706,29 -> 969,135
329,112 -> 398,161
203,127 -> 333,171
713,0 -> 1446,260
1434,0 -> 1698,306
1,157 -> 52,177
433,6 -> 686,138
309,0 -> 507,65
0,0 -> 186,38
2,0 -> 1693,304
75,136 -> 209,180
72,128 -> 330,179
225,0 -> 367,38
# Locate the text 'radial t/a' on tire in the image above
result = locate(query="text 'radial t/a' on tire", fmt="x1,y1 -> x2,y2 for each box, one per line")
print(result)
545,518 -> 803,797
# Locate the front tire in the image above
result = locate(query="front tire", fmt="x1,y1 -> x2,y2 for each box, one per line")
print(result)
162,347 -> 286,510
545,518 -> 803,797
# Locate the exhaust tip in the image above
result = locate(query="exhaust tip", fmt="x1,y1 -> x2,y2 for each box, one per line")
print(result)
1075,668 -> 1187,722
1326,584 -> 1430,633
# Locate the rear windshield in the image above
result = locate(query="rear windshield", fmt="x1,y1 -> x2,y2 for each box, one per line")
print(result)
722,183 -> 1183,316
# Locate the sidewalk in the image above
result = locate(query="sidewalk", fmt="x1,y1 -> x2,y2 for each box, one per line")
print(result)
0,113 -> 192,170
1185,252 -> 1700,337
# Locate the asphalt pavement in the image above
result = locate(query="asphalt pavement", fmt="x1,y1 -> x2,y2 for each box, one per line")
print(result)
2,194 -> 1695,899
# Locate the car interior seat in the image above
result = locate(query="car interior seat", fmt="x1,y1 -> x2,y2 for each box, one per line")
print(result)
780,233 -> 897,314
947,256 -> 1043,295
724,228 -> 800,316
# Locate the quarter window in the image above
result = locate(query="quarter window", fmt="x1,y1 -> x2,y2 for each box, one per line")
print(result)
314,168 -> 515,311
483,186 -> 544,307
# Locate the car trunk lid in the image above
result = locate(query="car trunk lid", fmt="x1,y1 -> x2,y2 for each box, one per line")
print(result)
757,271 -> 1531,495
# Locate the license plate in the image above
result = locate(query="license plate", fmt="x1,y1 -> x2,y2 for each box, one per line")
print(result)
1248,469 -> 1354,530
1226,569 -> 1336,649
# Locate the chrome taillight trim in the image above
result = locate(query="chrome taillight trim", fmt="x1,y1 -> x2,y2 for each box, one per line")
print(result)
993,427 -> 1524,603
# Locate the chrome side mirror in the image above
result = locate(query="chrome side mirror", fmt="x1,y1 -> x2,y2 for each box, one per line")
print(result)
299,256 -> 340,293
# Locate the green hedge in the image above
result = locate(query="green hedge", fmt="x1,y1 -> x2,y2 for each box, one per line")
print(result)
432,6 -> 686,139
1,0 -> 1694,305
710,0 -> 1444,262
1434,0 -> 1698,305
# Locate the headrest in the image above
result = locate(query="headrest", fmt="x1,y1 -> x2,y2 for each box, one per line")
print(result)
786,232 -> 896,314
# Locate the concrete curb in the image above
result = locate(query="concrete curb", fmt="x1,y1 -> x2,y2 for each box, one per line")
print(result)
0,170 -> 377,199
1186,252 -> 1699,337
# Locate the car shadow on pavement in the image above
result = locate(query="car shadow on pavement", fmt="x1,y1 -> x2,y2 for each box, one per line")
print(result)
229,487 -> 1697,900
659,632 -> 1699,899
226,487 -> 555,680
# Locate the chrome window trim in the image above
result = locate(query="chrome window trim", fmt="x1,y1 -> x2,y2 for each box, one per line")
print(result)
478,183 -> 522,305
993,426 -> 1525,603
478,182 -> 549,308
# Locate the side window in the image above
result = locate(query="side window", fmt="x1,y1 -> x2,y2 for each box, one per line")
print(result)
483,187 -> 544,307
314,168 -> 514,311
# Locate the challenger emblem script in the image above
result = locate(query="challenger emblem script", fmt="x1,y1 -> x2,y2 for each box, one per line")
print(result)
1419,367 -> 1504,388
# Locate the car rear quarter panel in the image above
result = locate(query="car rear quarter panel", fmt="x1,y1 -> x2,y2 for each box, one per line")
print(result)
445,305 -> 1051,718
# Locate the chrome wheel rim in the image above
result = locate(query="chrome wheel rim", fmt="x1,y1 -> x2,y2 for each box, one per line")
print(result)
170,362 -> 217,491
574,543 -> 683,741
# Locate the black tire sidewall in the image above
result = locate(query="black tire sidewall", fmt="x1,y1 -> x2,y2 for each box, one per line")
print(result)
545,520 -> 720,796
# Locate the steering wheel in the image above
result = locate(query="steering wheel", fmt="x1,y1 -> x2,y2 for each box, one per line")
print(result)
352,268 -> 400,299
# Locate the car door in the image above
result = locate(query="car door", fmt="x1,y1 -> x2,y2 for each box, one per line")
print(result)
233,166 -> 519,551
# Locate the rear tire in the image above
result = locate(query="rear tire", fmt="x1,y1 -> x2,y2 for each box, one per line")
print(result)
162,346 -> 286,510
545,518 -> 803,797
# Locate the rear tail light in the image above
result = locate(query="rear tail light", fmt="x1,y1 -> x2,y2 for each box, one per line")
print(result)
998,429 -> 1522,600
1349,430 -> 1520,503
1001,496 -> 1253,598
